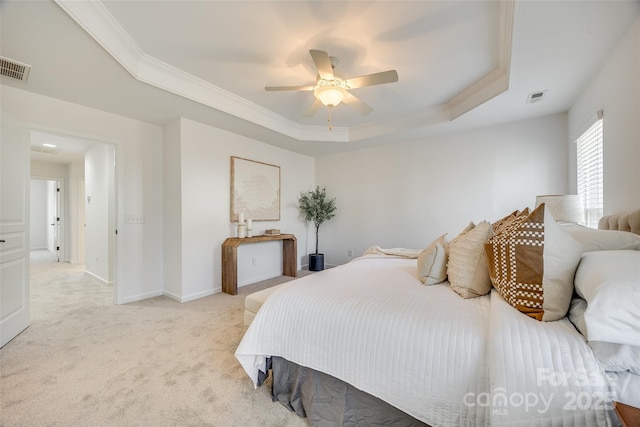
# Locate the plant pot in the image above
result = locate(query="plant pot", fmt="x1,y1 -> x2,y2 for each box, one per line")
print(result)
309,253 -> 325,271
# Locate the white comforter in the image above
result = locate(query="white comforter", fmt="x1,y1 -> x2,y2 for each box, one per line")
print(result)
235,257 -> 612,426
489,290 -> 611,426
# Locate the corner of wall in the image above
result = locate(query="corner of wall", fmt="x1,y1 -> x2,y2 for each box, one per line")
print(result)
162,118 -> 183,299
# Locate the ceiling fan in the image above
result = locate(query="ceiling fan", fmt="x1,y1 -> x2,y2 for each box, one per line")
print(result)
265,49 -> 399,119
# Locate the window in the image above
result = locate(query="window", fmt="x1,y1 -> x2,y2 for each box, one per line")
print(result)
576,112 -> 603,228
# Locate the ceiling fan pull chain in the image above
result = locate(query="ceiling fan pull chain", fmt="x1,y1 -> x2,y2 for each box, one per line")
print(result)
327,107 -> 333,131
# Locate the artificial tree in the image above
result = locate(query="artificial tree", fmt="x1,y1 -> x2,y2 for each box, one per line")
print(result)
298,186 -> 337,271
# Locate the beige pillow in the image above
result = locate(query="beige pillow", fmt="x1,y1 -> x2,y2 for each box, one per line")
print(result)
447,221 -> 493,298
417,234 -> 448,285
484,204 -> 583,321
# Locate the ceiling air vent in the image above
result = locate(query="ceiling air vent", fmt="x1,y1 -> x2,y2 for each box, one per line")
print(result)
526,90 -> 547,104
31,145 -> 60,155
0,56 -> 32,82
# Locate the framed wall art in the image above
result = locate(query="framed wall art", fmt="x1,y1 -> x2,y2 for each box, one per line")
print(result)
230,156 -> 280,221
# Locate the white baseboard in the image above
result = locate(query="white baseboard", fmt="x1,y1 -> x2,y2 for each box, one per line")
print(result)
85,270 -> 113,285
120,290 -> 164,304
164,288 -> 219,303
160,290 -> 182,303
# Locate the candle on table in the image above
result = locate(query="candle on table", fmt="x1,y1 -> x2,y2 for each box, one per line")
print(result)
246,219 -> 252,229
238,213 -> 244,224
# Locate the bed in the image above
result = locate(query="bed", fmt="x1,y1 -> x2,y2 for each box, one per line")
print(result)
235,207 -> 640,426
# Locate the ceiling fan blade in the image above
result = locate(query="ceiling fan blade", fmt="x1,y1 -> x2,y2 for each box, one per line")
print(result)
265,85 -> 314,91
309,49 -> 334,80
346,70 -> 398,89
342,93 -> 373,115
303,99 -> 323,117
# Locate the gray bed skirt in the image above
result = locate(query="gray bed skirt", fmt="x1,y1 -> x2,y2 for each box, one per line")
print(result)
267,356 -> 430,427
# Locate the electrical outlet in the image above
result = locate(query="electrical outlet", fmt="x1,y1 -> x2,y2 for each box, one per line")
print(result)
251,257 -> 257,266
348,249 -> 353,257
125,214 -> 145,224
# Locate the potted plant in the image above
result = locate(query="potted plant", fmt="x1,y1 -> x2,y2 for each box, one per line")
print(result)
298,186 -> 337,271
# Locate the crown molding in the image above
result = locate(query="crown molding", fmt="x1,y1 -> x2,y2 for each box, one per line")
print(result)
54,0 -> 350,142
350,104 -> 451,142
444,0 -> 515,120
446,68 -> 510,120
54,0 -> 514,144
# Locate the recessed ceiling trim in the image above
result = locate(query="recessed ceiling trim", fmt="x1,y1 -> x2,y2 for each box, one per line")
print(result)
297,125 -> 350,142
54,0 -> 514,144
54,0 -> 353,143
350,104 -> 451,142
445,0 -> 515,120
446,69 -> 510,120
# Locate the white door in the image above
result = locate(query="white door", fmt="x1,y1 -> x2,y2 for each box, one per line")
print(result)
0,116 -> 30,348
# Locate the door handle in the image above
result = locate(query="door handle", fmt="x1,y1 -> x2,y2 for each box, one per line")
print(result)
0,240 -> 5,243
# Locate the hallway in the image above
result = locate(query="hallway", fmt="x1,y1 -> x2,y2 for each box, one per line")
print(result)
1,252 -> 305,426
29,250 -> 113,322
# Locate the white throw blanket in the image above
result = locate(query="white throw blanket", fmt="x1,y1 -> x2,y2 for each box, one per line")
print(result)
361,245 -> 422,258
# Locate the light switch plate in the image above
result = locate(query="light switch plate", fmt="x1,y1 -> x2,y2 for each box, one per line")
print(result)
125,214 -> 144,224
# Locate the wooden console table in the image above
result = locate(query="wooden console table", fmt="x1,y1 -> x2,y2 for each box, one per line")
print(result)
221,234 -> 297,295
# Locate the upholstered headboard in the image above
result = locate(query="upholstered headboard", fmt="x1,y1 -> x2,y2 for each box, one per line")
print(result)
598,209 -> 640,235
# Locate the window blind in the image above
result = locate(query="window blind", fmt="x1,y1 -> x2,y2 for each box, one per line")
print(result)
576,113 -> 603,229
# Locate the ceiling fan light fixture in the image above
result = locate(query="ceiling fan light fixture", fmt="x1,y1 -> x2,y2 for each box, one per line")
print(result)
314,86 -> 348,107
314,78 -> 350,107
265,50 -> 397,118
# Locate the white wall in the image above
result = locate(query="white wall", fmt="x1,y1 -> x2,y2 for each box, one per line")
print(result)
29,180 -> 47,249
67,160 -> 85,264
1,85 -> 164,304
31,160 -> 68,178
568,17 -> 640,214
171,118 -> 315,301
316,113 -> 569,266
162,119 -> 183,299
85,144 -> 113,282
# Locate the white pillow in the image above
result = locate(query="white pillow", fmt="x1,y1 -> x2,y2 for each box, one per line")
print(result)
560,223 -> 640,252
447,221 -> 493,298
588,341 -> 640,375
568,297 -> 588,337
574,250 -> 640,347
417,234 -> 448,285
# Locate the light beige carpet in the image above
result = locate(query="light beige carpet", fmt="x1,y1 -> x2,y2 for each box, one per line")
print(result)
0,251 -> 309,426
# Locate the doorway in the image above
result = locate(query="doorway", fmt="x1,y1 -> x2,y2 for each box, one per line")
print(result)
29,130 -> 117,302
29,178 -> 62,262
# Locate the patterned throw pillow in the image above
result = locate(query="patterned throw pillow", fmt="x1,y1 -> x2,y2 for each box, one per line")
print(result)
484,204 -> 583,321
417,234 -> 449,285
491,210 -> 519,234
447,221 -> 494,298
